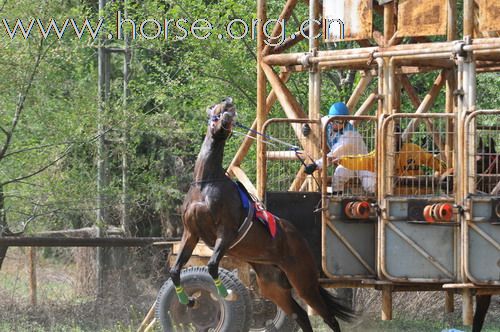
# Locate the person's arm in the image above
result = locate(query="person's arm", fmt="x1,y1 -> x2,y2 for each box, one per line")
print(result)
329,131 -> 358,158
337,150 -> 376,172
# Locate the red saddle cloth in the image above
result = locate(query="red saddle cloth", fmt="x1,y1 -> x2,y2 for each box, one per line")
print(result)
235,181 -> 278,238
254,202 -> 278,238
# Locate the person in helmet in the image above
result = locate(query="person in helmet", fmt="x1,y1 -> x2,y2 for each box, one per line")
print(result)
305,102 -> 375,194
334,124 -> 446,176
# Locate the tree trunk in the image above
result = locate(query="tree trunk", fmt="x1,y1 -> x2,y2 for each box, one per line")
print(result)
0,185 -> 9,270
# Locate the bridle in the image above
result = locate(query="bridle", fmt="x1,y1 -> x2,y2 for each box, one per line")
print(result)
208,105 -> 237,133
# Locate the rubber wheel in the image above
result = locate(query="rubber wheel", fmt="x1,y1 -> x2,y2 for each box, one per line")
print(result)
248,292 -> 300,332
156,266 -> 251,332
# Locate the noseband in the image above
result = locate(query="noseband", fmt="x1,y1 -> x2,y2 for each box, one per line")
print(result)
208,106 -> 236,132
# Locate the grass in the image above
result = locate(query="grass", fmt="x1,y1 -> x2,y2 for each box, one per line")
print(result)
1,316 -> 499,332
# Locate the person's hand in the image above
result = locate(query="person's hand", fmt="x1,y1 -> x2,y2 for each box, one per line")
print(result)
304,163 -> 318,174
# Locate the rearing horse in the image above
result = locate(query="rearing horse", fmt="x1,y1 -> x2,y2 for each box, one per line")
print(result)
169,97 -> 356,332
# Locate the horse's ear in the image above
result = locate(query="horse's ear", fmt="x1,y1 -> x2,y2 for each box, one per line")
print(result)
206,104 -> 216,116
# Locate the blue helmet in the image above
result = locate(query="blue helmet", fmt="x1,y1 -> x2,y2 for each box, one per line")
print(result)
328,102 -> 349,116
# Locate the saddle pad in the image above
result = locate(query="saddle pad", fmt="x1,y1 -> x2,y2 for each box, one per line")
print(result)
234,181 -> 278,238
255,205 -> 278,238
234,181 -> 250,212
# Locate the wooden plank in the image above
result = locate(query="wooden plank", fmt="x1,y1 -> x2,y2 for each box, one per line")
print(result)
137,301 -> 157,332
323,0 -> 373,41
262,0 -> 298,55
479,0 -> 500,32
29,247 -> 37,306
381,285 -> 393,320
229,71 -> 290,173
346,71 -> 373,112
398,0 -> 448,37
0,237 -> 165,247
231,166 -> 258,198
173,242 -> 213,257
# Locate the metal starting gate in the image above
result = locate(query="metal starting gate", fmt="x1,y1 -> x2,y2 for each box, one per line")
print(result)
262,112 -> 500,286
464,110 -> 500,285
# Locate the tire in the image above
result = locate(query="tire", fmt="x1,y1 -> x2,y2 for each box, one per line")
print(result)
155,266 -> 251,332
248,294 -> 299,332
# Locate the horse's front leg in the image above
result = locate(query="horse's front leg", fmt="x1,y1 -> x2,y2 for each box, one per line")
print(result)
207,237 -> 230,297
169,229 -> 199,306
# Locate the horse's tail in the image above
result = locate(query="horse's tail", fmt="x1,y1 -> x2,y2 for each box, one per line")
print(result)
319,286 -> 357,322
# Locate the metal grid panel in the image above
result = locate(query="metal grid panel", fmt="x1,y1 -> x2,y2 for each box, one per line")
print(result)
263,119 -> 320,192
463,110 -> 500,285
466,112 -> 500,195
383,115 -> 454,197
325,117 -> 377,198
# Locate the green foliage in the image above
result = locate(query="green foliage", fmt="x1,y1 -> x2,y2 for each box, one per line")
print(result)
1,0 -> 499,239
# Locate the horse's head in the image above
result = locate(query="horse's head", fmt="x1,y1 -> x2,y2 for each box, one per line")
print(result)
206,97 -> 237,140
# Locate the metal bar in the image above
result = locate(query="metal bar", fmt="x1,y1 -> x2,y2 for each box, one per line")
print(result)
464,0 -> 474,37
307,0 -> 320,192
257,0 -> 267,199
266,151 -> 303,160
463,110 -> 500,194
0,237 -> 165,247
265,40 -> 500,68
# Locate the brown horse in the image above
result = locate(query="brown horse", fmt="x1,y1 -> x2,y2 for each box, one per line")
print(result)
169,97 -> 356,331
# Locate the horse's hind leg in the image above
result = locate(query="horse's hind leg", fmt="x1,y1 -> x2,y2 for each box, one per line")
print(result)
280,259 -> 353,332
473,294 -> 491,332
169,229 -> 199,305
251,263 -> 313,332
207,237 -> 231,297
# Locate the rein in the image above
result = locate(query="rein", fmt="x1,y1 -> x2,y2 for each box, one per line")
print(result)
234,121 -> 321,188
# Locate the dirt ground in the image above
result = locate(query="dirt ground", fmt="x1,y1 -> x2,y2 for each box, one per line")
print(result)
0,247 -> 498,332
